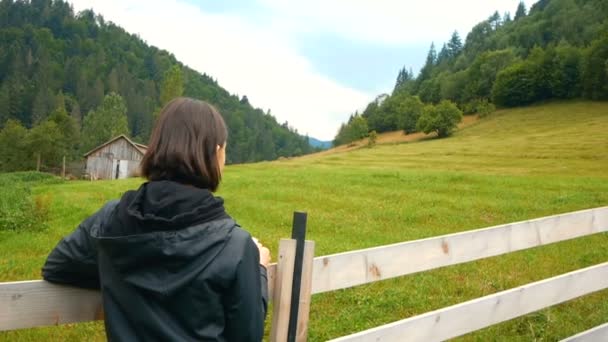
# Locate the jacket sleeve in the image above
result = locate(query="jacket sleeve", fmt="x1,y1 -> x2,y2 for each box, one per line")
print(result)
224,238 -> 268,341
41,201 -> 118,289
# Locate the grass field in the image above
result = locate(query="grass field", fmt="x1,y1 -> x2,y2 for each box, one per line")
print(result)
1,101 -> 607,341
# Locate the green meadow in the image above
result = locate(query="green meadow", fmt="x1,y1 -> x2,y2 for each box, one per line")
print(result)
1,101 -> 607,341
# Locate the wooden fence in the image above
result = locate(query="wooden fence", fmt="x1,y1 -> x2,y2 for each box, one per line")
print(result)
1,206 -> 607,341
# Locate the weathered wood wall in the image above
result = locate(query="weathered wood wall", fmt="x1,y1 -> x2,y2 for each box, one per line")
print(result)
85,137 -> 144,179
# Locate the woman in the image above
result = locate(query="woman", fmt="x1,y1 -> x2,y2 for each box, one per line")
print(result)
42,97 -> 271,341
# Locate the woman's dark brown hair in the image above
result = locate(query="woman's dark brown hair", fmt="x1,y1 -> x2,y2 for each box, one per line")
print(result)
141,97 -> 228,191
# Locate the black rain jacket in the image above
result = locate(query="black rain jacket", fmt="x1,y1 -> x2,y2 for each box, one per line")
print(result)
42,180 -> 268,341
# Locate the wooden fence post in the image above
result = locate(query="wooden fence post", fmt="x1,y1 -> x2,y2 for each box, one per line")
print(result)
36,153 -> 40,172
270,239 -> 297,342
62,156 -> 66,179
296,241 -> 315,342
269,212 -> 316,342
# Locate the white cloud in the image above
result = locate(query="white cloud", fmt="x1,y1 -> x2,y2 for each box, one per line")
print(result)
69,0 -> 373,140
260,0 -> 536,45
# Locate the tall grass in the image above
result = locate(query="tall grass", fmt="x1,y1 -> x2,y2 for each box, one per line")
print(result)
0,172 -> 60,232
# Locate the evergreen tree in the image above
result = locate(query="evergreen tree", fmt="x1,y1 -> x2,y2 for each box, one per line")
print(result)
393,68 -> 415,95
394,67 -> 411,92
515,1 -> 527,20
447,31 -> 463,59
488,11 -> 502,30
437,44 -> 450,64
418,43 -> 437,83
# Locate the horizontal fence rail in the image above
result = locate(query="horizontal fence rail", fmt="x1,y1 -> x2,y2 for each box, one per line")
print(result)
0,265 -> 277,332
0,280 -> 102,331
311,206 -> 608,294
329,262 -> 608,342
560,323 -> 608,342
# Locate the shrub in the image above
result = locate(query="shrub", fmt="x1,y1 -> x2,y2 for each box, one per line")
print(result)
476,99 -> 496,117
368,130 -> 378,148
416,100 -> 463,138
463,99 -> 496,117
0,172 -> 58,231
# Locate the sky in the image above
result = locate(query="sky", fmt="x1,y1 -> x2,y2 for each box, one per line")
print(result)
69,0 -> 537,141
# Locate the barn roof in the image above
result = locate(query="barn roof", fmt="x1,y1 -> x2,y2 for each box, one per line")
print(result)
83,135 -> 148,157
133,143 -> 148,153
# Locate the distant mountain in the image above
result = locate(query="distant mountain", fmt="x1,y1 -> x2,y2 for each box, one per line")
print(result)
308,137 -> 332,149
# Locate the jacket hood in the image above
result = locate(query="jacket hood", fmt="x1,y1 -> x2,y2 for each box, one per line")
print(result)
91,181 -> 234,295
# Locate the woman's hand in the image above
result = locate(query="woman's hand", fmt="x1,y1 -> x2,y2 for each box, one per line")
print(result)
252,237 -> 271,268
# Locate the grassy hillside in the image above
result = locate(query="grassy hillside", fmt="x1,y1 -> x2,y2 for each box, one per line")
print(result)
1,101 -> 607,341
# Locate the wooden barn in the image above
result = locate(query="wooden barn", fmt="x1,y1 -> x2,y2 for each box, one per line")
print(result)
83,135 -> 147,180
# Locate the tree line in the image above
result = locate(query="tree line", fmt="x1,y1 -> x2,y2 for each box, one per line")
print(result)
335,0 -> 608,145
0,0 -> 314,173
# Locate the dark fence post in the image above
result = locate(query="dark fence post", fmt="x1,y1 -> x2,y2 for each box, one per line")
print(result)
287,212 -> 307,342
